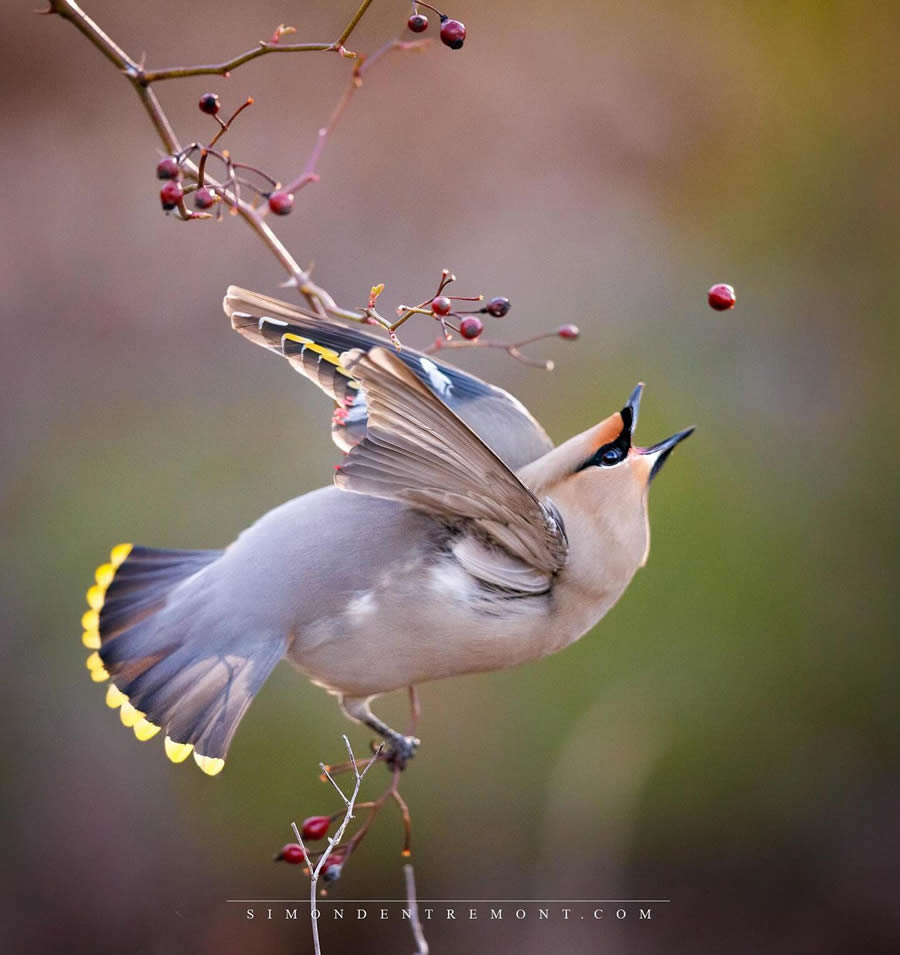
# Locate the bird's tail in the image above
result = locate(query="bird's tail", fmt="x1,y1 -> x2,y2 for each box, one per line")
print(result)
81,543 -> 285,776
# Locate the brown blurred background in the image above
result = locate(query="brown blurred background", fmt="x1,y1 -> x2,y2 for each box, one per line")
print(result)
2,1 -> 898,952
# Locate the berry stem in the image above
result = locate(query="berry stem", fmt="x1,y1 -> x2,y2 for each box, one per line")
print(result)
43,0 -> 406,323
278,38 -> 429,199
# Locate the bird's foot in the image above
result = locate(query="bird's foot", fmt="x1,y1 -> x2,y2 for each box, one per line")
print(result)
381,733 -> 419,771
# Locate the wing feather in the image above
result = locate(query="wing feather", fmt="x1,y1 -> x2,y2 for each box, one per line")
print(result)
224,285 -> 553,468
335,348 -> 567,579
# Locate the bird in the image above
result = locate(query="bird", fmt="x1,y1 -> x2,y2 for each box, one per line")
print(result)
80,286 -> 694,776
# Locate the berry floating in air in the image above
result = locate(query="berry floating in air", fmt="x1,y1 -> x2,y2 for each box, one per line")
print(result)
459,316 -> 484,339
484,296 -> 510,317
156,156 -> 179,180
707,283 -> 736,311
431,295 -> 452,316
160,180 -> 184,211
198,93 -> 220,115
301,816 -> 332,841
557,324 -> 579,340
275,844 -> 306,864
440,17 -> 466,50
408,13 -> 429,33
268,191 -> 295,215
193,186 -> 216,210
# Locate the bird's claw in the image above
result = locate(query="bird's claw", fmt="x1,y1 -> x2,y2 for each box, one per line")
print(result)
384,734 -> 419,770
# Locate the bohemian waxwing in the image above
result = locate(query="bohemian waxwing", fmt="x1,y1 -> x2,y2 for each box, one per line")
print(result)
80,286 -> 694,776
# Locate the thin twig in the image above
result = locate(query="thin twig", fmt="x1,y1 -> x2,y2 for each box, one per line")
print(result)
141,42 -> 335,84
43,0 -> 389,322
292,735 -> 383,955
404,863 -> 430,955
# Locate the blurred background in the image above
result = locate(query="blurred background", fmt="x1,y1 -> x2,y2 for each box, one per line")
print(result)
2,1 -> 897,952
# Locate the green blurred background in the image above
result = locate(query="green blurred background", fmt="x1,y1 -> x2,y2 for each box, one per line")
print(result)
2,1 -> 897,952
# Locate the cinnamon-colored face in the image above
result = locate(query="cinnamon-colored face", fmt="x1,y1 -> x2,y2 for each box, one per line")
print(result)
589,412 -> 627,451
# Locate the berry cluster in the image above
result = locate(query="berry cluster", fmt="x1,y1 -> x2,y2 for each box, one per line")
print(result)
153,92 -> 302,218
394,271 -> 509,342
406,4 -> 466,50
275,814 -> 346,882
365,269 -> 580,366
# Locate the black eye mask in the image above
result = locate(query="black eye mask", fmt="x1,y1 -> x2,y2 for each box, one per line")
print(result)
578,406 -> 632,471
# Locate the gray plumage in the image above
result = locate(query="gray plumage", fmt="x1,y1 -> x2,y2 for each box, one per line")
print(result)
81,286 -> 693,775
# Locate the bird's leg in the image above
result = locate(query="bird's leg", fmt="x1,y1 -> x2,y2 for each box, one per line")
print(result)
340,695 -> 420,770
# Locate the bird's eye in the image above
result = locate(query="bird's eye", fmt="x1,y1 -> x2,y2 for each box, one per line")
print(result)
600,446 -> 623,466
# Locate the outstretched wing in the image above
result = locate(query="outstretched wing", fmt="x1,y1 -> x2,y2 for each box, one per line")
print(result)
224,286 -> 553,469
335,347 -> 567,587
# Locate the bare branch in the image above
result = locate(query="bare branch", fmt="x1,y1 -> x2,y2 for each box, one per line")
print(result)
404,863 -> 430,955
292,735 -> 384,955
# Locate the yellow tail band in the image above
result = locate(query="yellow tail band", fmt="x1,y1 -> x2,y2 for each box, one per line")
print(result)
82,542 -> 226,776
81,542 -> 132,682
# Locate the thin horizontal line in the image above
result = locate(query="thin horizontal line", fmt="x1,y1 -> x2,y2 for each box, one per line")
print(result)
227,899 -> 671,904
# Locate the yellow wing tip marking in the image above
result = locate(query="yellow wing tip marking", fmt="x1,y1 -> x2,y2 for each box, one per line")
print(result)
82,630 -> 101,649
281,332 -> 350,374
90,665 -> 110,682
133,718 -> 161,742
164,737 -> 194,763
193,753 -> 226,776
81,609 -> 99,631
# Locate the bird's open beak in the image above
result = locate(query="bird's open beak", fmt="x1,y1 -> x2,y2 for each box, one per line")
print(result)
621,382 -> 644,436
640,426 -> 695,482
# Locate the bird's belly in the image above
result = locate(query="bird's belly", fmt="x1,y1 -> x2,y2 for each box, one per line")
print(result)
285,561 -> 555,697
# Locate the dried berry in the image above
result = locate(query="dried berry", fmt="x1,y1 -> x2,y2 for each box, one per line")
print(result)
484,296 -> 510,317
268,191 -> 295,215
459,316 -> 484,339
301,816 -> 331,841
440,17 -> 466,50
408,13 -> 428,33
193,186 -> 216,210
431,295 -> 452,316
707,283 -> 736,311
275,844 -> 306,864
159,180 -> 184,211
156,156 -> 179,180
557,324 -> 580,340
198,93 -> 220,115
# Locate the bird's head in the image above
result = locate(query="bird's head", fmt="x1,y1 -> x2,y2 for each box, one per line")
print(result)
519,383 -> 693,571
572,382 -> 694,489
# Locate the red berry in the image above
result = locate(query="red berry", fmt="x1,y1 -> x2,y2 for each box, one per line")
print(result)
707,283 -> 736,311
193,186 -> 216,210
557,324 -> 579,340
431,295 -> 452,316
275,844 -> 306,864
440,17 -> 466,50
301,816 -> 331,841
198,93 -> 220,115
160,180 -> 184,211
484,296 -> 510,317
321,859 -> 343,882
459,316 -> 484,339
408,13 -> 428,33
268,191 -> 295,215
156,156 -> 179,180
